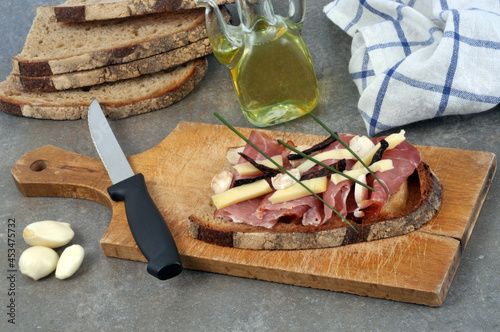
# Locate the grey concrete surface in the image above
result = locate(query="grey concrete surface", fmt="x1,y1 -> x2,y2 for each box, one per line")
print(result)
0,0 -> 499,331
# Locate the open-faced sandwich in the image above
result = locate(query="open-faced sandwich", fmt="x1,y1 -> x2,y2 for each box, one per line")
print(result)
188,126 -> 443,250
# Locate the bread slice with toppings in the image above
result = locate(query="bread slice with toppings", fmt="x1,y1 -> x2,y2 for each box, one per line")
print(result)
0,58 -> 207,120
49,0 -> 234,22
188,143 -> 443,250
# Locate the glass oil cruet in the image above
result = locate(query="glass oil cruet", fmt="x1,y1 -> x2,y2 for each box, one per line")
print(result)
196,0 -> 319,127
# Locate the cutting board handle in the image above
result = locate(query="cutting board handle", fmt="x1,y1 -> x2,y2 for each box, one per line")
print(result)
11,145 -> 112,207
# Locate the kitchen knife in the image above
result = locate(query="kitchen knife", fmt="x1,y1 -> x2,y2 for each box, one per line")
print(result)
87,99 -> 182,280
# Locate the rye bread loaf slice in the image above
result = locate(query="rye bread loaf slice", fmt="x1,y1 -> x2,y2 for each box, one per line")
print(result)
12,38 -> 211,92
50,0 -> 235,22
0,58 -> 207,120
187,162 -> 443,250
12,6 -> 211,77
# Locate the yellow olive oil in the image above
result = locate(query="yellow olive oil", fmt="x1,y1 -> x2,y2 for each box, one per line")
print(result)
211,18 -> 319,127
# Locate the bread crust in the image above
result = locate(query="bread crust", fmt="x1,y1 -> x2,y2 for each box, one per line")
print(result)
0,58 -> 208,120
12,39 -> 212,92
187,162 -> 443,250
50,0 -> 235,23
11,6 -> 223,77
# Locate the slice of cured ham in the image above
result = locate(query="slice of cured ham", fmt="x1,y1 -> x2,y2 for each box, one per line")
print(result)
215,194 -> 324,228
321,136 -> 421,223
323,179 -> 353,220
258,194 -> 324,227
237,130 -> 284,162
218,131 -> 325,228
232,131 -> 286,184
215,197 -> 278,229
353,139 -> 421,219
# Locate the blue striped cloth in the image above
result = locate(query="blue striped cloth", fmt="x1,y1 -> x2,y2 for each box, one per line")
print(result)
324,0 -> 500,135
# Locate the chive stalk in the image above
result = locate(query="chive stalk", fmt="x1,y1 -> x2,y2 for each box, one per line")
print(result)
277,140 -> 376,192
214,112 -> 358,232
308,113 -> 390,194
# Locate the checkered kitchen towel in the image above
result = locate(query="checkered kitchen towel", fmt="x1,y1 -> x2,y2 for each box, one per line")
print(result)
324,0 -> 500,135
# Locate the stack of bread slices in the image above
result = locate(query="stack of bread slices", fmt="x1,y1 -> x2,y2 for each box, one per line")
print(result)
0,0 -> 232,120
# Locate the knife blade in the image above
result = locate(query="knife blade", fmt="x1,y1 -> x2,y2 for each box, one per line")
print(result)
88,99 -> 182,280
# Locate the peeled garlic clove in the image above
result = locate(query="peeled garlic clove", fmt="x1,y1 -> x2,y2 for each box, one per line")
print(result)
19,246 -> 59,281
226,147 -> 245,164
55,245 -> 85,280
272,169 -> 300,190
211,170 -> 233,194
23,220 -> 74,248
349,135 -> 375,159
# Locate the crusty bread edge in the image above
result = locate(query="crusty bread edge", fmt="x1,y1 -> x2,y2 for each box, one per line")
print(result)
12,8 -> 210,77
187,162 -> 443,250
12,39 -> 212,92
0,57 -> 208,120
51,0 -> 235,23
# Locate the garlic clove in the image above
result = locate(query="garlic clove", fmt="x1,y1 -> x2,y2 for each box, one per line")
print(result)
23,220 -> 74,248
55,244 -> 85,280
272,169 -> 301,190
349,135 -> 375,159
211,170 -> 233,194
226,147 -> 245,165
19,246 -> 59,281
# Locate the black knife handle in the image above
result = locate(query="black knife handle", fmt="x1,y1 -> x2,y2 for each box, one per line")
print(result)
107,173 -> 182,280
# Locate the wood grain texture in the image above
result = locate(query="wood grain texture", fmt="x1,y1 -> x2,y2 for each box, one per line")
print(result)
11,122 -> 497,306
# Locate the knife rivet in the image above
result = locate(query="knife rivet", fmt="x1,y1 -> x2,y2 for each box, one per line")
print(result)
30,160 -> 48,172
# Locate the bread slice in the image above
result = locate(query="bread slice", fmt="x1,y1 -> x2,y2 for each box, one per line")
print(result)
0,58 -> 207,120
50,0 -> 234,22
12,38 -> 211,92
12,6 -> 210,77
188,162 -> 443,250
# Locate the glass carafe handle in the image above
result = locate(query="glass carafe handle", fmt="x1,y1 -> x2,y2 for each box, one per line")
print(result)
288,0 -> 306,28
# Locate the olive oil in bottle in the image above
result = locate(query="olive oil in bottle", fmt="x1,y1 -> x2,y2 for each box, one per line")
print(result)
212,18 -> 319,127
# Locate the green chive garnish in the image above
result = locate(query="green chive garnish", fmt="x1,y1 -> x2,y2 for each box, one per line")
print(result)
308,113 -> 390,194
277,139 -> 376,192
214,112 -> 358,232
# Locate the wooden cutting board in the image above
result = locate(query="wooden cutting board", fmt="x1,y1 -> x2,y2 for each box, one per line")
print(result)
11,122 -> 496,306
